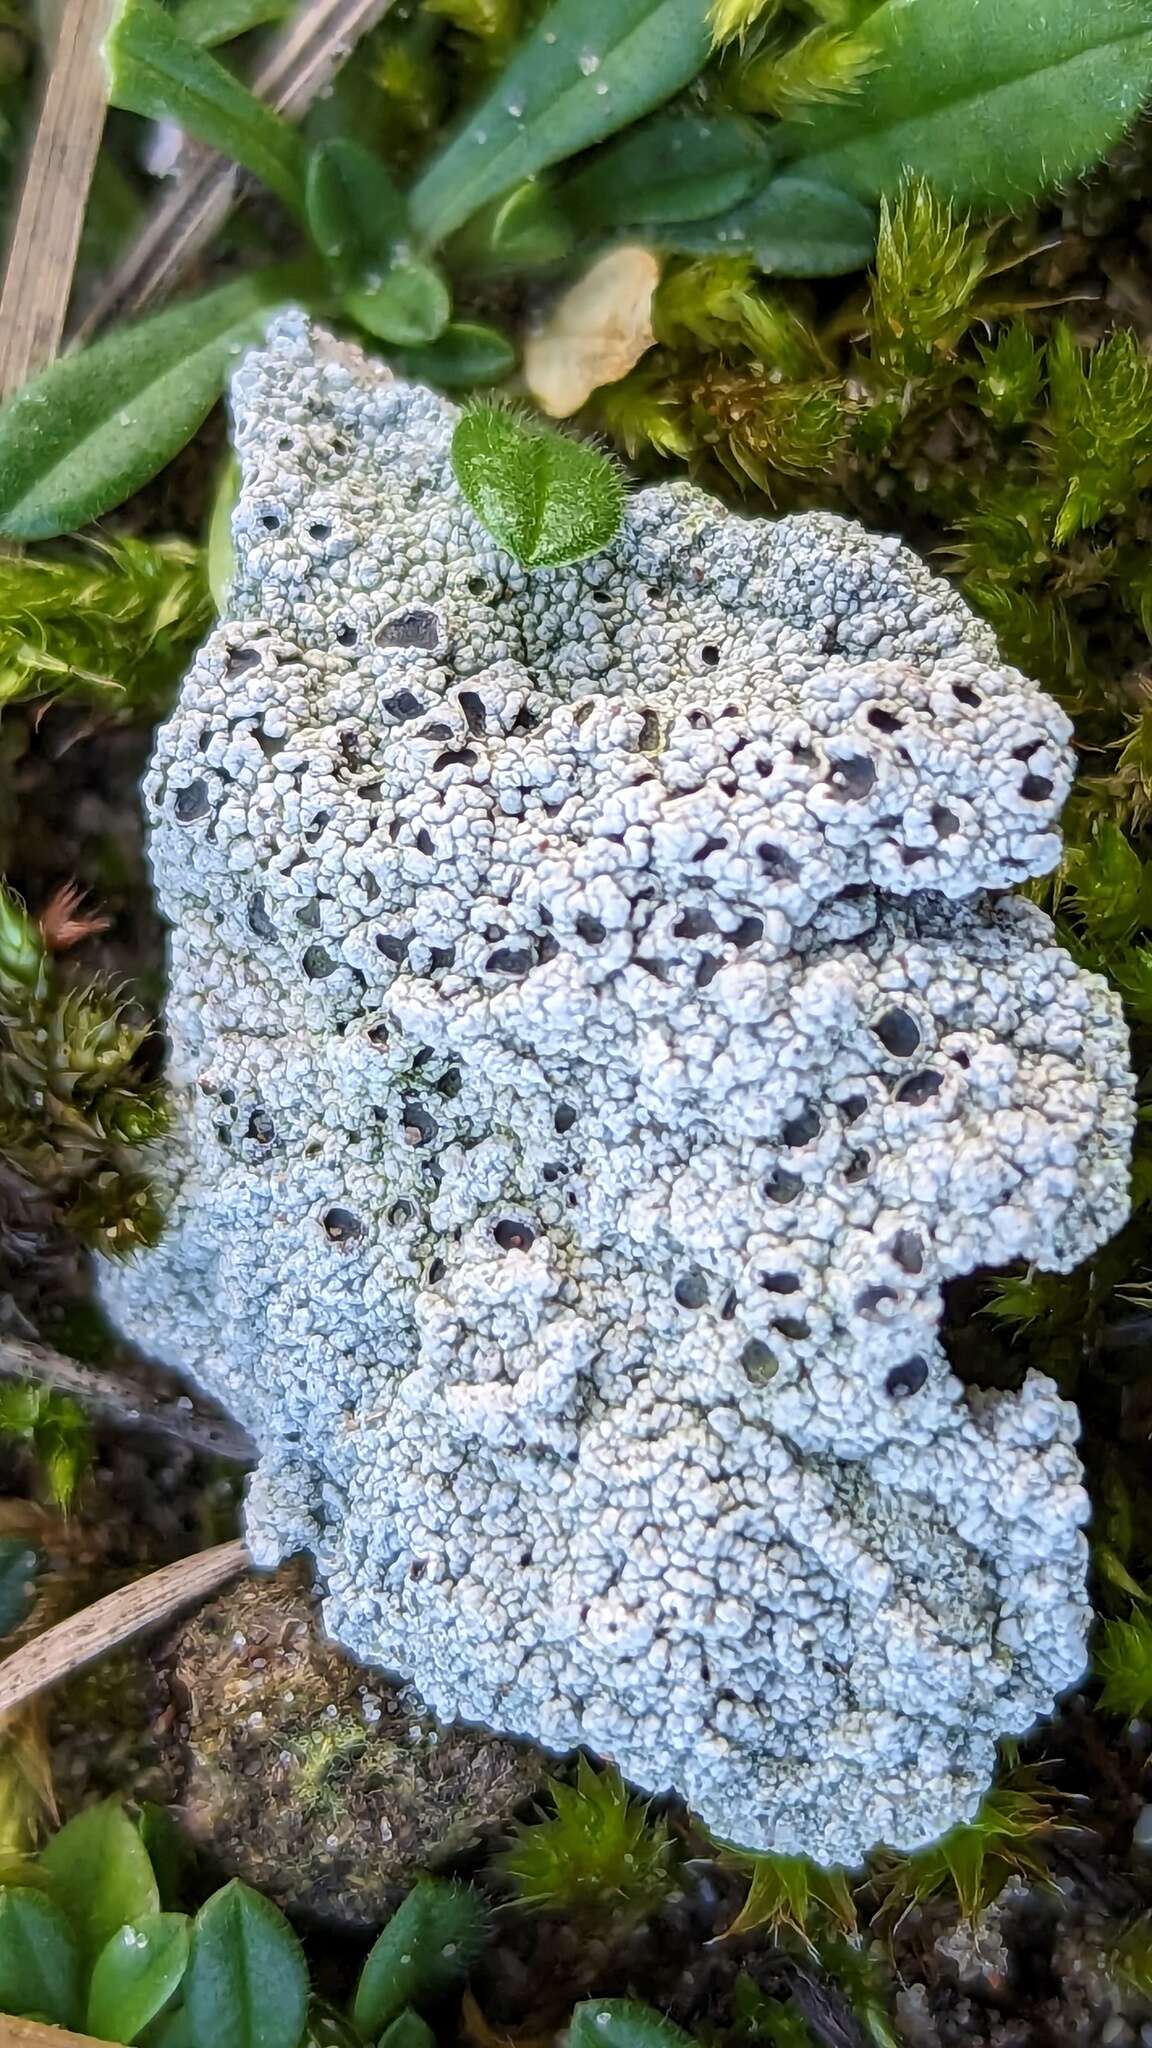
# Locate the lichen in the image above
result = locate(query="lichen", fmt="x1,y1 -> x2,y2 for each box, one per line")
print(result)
102,313 -> 1135,1865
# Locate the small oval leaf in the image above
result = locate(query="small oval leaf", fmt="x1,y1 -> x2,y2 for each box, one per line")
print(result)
344,263 -> 451,347
304,140 -> 408,287
387,324 -> 516,390
451,405 -> 624,570
351,1881 -> 486,2041
657,173 -> 875,275
0,270 -> 304,540
0,1886 -> 81,2026
38,1802 -> 160,1965
562,110 -> 774,230
451,181 -> 575,275
104,0 -> 306,213
186,1880 -> 308,2048
88,1913 -> 191,2044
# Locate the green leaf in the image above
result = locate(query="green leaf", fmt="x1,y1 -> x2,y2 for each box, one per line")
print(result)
1097,1613 -> 1152,1718
569,2002 -> 698,2048
351,1880 -> 486,2040
0,1886 -> 81,2026
137,1807 -> 194,1916
343,261 -> 451,347
186,1881 -> 308,2048
143,2004 -> 194,2048
657,172 -> 875,274
306,141 -> 448,344
386,324 -> 516,389
562,110 -> 774,231
304,140 -> 408,288
773,0 -> 1152,209
0,270 -> 302,541
408,0 -> 714,247
38,1803 -> 160,1965
206,454 -> 240,612
304,2002 -> 361,2048
451,181 -> 575,274
88,1914 -> 191,2044
173,0 -> 292,46
377,2014 -> 436,2048
451,406 -> 624,569
0,1541 -> 38,1638
104,0 -> 306,213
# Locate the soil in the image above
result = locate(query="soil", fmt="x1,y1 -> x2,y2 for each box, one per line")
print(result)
149,1564 -> 550,1929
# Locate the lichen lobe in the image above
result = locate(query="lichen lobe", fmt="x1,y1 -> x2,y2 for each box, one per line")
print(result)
102,313 -> 1135,1865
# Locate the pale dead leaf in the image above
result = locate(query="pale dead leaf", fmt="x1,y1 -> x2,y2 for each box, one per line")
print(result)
523,245 -> 661,419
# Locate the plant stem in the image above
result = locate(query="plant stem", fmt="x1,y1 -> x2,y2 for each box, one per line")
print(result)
0,1540 -> 250,1715
73,0 -> 398,340
0,1338 -> 255,1466
0,0 -> 114,400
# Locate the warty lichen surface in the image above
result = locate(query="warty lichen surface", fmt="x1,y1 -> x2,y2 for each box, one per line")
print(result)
102,314 -> 1136,1865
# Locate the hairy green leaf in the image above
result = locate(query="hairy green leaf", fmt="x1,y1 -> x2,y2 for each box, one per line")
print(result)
569,2002 -> 697,2048
0,1886 -> 81,2026
658,172 -> 875,274
88,1914 -> 191,2044
562,110 -> 774,230
186,1882 -> 308,2048
304,140 -> 408,287
38,1803 -> 160,1965
0,271 -> 301,540
351,1881 -> 486,2040
173,0 -> 292,46
105,0 -> 306,212
408,0 -> 713,246
344,262 -> 451,346
773,0 -> 1152,208
451,406 -> 624,568
386,324 -> 516,388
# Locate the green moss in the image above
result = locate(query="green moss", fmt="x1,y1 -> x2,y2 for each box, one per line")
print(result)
496,1757 -> 678,1923
871,1765 -> 1061,1928
0,538 -> 211,716
1094,1612 -> 1152,1720
0,881 -> 169,1259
